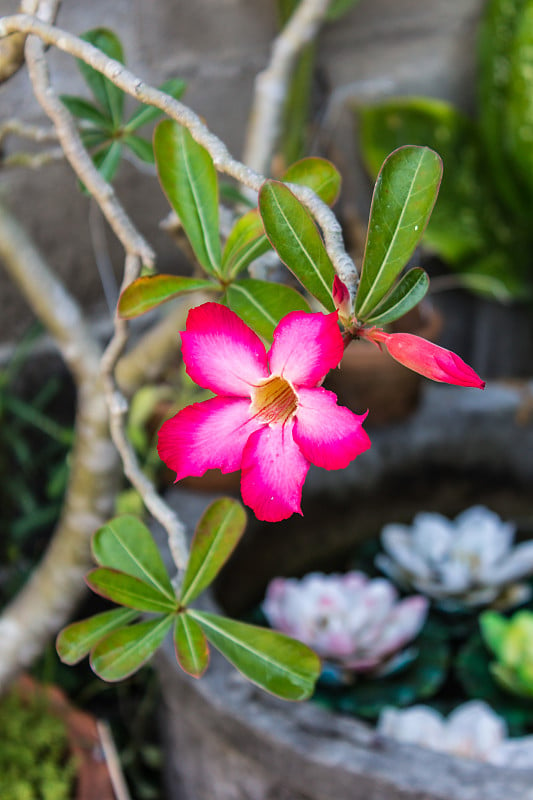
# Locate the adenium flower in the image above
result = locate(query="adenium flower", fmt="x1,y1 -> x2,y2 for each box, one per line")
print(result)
157,303 -> 371,522
376,506 -> 533,611
378,700 -> 533,768
262,571 -> 428,673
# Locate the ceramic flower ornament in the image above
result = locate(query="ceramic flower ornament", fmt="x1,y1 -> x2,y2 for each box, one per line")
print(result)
262,571 -> 428,674
481,610 -> 533,698
378,700 -> 533,768
157,303 -> 371,522
376,506 -> 533,611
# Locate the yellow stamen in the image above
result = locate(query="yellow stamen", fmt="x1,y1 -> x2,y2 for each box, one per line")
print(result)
251,375 -> 298,424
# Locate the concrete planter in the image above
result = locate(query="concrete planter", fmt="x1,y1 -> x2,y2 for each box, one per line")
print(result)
155,380 -> 533,800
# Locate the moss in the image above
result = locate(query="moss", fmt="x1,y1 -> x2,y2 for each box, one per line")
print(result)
0,685 -> 77,800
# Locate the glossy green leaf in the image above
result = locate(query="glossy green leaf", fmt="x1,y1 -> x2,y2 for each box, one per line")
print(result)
118,274 -> 218,318
154,120 -> 221,276
56,608 -> 138,665
226,278 -> 310,342
180,499 -> 247,606
362,268 -> 429,326
220,210 -> 271,279
124,78 -> 186,132
282,157 -> 341,206
355,146 -> 442,319
174,613 -> 210,678
79,29 -> 125,125
91,615 -> 174,681
259,180 -> 335,311
124,135 -> 154,164
86,568 -> 178,613
92,514 -> 175,601
60,95 -> 112,129
92,140 -> 122,183
190,610 -> 320,700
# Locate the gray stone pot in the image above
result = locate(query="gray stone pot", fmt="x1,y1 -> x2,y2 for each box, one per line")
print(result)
155,381 -> 533,800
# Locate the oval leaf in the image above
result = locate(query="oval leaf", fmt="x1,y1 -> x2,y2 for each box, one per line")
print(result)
355,145 -> 442,319
190,610 -> 320,701
155,120 -> 221,276
259,180 -> 335,311
56,608 -> 138,665
179,499 -> 247,606
174,613 -> 210,678
220,210 -> 271,279
79,29 -> 125,125
124,134 -> 155,164
92,515 -> 175,601
118,275 -> 218,318
362,268 -> 429,326
226,278 -> 310,342
91,615 -> 174,681
93,140 -> 122,184
282,157 -> 341,206
86,568 -> 178,613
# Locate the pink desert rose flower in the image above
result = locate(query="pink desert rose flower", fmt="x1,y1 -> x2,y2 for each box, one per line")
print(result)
157,303 -> 371,522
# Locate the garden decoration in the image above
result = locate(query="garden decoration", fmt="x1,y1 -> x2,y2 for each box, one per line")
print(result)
0,0 -> 486,723
377,700 -> 533,768
376,506 -> 533,612
358,0 -> 533,304
480,610 -> 533,699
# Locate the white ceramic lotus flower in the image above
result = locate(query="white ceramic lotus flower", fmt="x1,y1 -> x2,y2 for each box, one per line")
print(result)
376,506 -> 533,611
262,571 -> 428,673
378,700 -> 533,768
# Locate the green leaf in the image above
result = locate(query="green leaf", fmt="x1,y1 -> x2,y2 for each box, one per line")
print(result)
92,140 -> 122,183
124,78 -> 186,132
259,180 -> 335,311
124,134 -> 154,164
226,278 -> 310,342
92,514 -> 175,601
355,145 -> 442,319
480,612 -> 509,657
91,615 -> 174,681
282,157 -> 341,206
79,29 -> 125,125
457,251 -> 529,302
189,610 -> 320,700
362,268 -> 429,326
327,0 -> 361,21
86,567 -> 179,613
60,95 -> 113,128
154,120 -> 222,276
174,613 -> 210,678
179,498 -> 247,606
56,608 -> 138,665
80,128 -> 110,150
117,275 -> 219,318
220,210 -> 271,280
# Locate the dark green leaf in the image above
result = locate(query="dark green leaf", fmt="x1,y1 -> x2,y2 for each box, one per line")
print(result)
179,498 -> 247,606
362,268 -> 429,326
124,134 -> 154,163
259,180 -> 335,311
282,157 -> 341,206
56,608 -> 138,665
124,78 -> 186,132
92,514 -> 175,601
190,610 -> 320,700
220,210 -> 270,280
93,140 -> 122,183
155,120 -> 222,276
80,129 -> 110,150
118,275 -> 219,318
226,278 -> 310,342
86,568 -> 179,613
91,615 -> 174,681
60,94 -> 113,128
79,29 -> 125,125
174,613 -> 209,677
355,146 -> 442,319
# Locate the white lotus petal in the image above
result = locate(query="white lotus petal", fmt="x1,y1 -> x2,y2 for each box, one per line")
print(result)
381,526 -> 433,579
377,706 -> 445,749
372,596 -> 428,660
454,507 -> 515,569
481,541 -> 533,585
436,560 -> 472,592
411,512 -> 454,564
446,701 -> 506,759
375,554 -> 412,590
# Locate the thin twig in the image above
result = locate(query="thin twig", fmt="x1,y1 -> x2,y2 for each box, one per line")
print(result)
1,147 -> 63,168
0,119 -> 58,143
96,720 -> 132,800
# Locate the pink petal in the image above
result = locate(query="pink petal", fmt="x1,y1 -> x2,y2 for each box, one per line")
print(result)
181,303 -> 269,396
293,387 -> 371,469
157,396 -> 262,479
240,421 -> 309,522
268,311 -> 344,387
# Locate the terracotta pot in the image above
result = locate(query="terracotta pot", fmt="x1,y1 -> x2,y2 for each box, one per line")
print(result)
325,303 -> 443,426
14,675 -> 116,800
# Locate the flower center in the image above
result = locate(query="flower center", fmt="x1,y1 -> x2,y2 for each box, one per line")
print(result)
251,375 -> 298,425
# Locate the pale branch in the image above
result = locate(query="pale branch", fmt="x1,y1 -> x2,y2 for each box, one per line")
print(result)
1,147 -> 63,168
0,0 -> 59,83
0,205 -> 121,691
242,0 -> 331,177
0,119 -> 58,143
0,14 -> 358,295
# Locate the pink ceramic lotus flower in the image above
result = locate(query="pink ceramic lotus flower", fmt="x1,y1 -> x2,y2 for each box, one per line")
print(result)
157,303 -> 371,522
